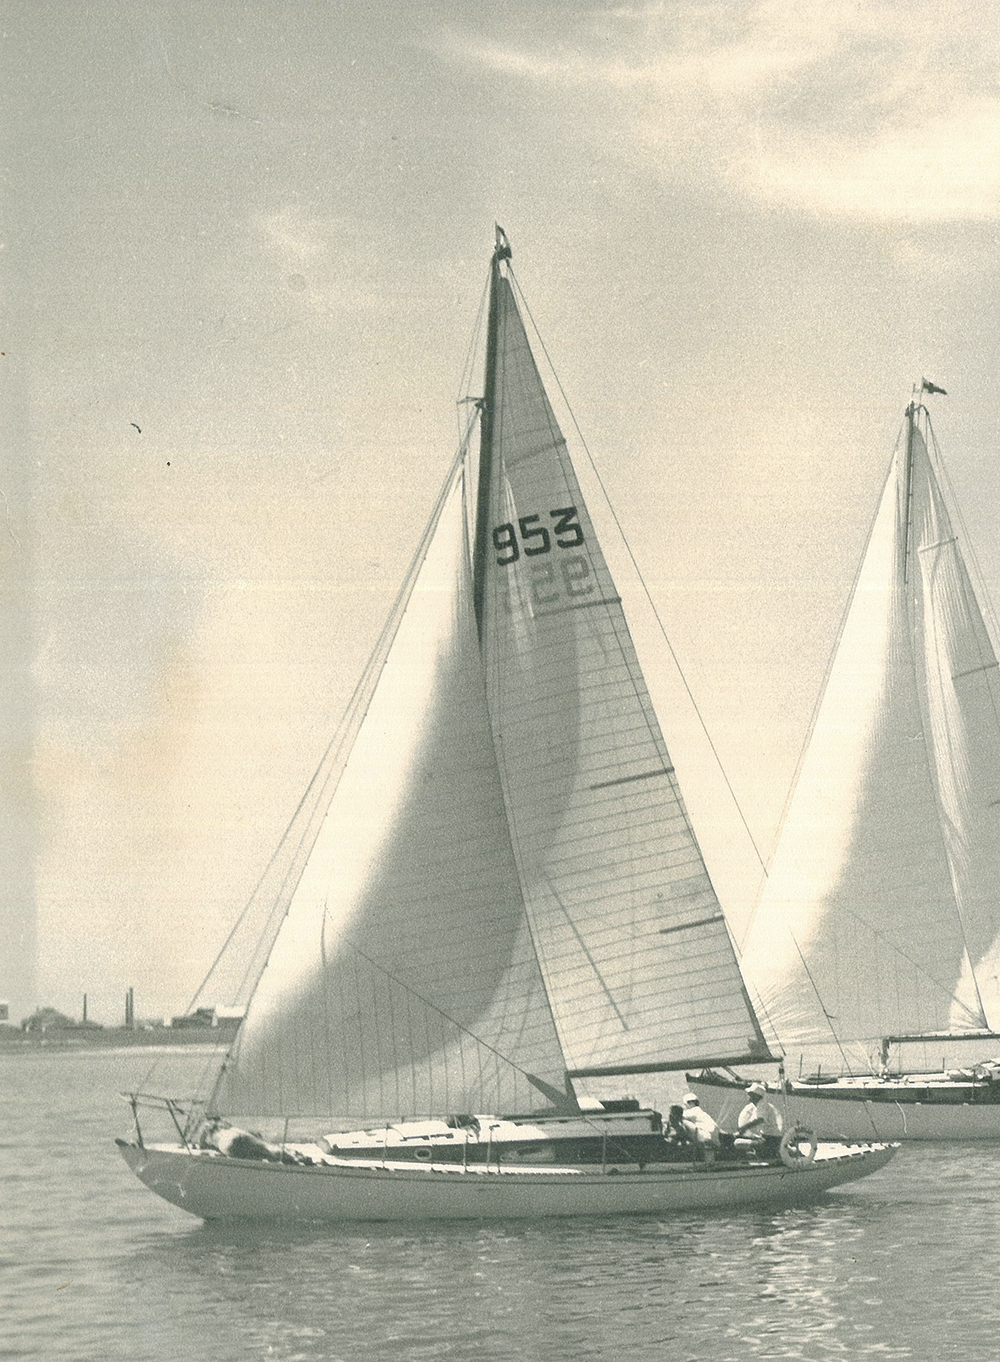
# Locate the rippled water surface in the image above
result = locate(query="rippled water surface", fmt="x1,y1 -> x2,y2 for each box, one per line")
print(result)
4,1048 -> 1000,1361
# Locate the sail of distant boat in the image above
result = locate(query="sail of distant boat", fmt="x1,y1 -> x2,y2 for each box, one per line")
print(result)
741,398 -> 1000,1062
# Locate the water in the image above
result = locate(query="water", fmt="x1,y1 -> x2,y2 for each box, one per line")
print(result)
4,1049 -> 1000,1361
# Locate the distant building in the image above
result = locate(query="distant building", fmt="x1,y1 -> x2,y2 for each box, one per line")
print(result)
0,1000 -> 8,1023
22,1006 -> 77,1032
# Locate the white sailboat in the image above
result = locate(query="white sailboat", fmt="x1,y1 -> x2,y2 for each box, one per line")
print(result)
118,230 -> 893,1219
692,388 -> 1000,1140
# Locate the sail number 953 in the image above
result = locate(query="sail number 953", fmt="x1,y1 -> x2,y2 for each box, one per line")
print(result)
492,508 -> 584,565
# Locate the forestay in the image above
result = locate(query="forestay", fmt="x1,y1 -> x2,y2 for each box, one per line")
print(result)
743,411 -> 1000,1051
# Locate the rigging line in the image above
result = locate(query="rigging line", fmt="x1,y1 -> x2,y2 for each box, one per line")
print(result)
502,269 -> 744,973
236,405 -> 480,936
745,985 -> 786,1064
185,513 -> 443,1014
334,935 -> 565,1094
456,269 -> 491,445
789,933 -> 857,1075
503,269 -> 769,1054
917,642 -> 987,1029
331,920 -> 652,1150
508,272 -> 768,883
544,877 -> 629,1031
505,271 -> 685,802
834,895 -> 985,1026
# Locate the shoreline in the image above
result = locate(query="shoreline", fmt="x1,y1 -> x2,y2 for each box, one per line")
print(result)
0,1027 -> 238,1052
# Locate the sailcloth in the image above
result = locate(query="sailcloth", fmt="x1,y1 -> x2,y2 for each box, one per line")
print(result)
743,410 -> 1000,1052
215,468 -> 568,1120
478,275 -> 769,1076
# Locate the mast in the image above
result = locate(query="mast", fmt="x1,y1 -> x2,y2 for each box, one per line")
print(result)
473,226 -> 512,638
901,398 -> 917,581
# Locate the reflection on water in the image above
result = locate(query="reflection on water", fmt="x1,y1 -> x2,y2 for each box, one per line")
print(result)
4,1050 -> 1000,1361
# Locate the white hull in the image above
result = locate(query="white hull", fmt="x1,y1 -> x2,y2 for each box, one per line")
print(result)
690,1079 -> 1000,1141
117,1139 -> 895,1222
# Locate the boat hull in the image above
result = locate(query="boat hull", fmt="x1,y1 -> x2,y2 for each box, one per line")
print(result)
117,1139 -> 895,1222
690,1073 -> 1000,1141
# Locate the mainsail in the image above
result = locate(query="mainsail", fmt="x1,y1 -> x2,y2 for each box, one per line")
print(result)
212,231 -> 769,1123
742,403 -> 1000,1055
477,250 -> 769,1079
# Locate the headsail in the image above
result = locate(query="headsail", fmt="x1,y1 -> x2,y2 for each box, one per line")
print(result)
476,239 -> 770,1077
743,403 -> 1000,1054
214,465 -> 569,1120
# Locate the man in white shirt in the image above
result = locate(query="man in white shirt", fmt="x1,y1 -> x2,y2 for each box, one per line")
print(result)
681,1093 -> 720,1152
737,1081 -> 784,1155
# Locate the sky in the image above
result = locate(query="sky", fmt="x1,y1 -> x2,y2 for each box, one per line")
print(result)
2,0 -> 999,1025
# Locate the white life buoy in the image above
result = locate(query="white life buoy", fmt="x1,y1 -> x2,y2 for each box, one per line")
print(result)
779,1126 -> 818,1169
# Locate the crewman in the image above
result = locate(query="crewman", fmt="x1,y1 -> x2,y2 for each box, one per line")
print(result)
681,1092 -> 720,1156
737,1081 -> 784,1156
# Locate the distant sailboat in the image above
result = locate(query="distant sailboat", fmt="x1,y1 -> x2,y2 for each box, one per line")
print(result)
118,230 -> 893,1219
692,392 -> 1000,1139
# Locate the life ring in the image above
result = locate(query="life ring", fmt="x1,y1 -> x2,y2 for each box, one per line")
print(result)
779,1126 -> 818,1169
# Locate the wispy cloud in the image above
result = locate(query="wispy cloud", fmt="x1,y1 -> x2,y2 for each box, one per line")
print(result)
260,205 -> 333,264
753,97 -> 1000,221
436,1 -> 1000,223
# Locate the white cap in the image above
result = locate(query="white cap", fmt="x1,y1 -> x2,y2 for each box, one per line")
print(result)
682,1093 -> 700,1106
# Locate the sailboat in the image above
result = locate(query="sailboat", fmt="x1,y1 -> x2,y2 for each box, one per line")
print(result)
118,230 -> 893,1219
691,388 -> 1000,1140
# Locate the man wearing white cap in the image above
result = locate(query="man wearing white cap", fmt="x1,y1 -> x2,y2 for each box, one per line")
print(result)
737,1081 -> 783,1155
680,1092 -> 720,1154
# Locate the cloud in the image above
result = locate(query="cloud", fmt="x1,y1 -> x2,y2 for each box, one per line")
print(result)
260,205 -> 332,265
753,97 -> 1000,221
435,0 -> 1000,223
